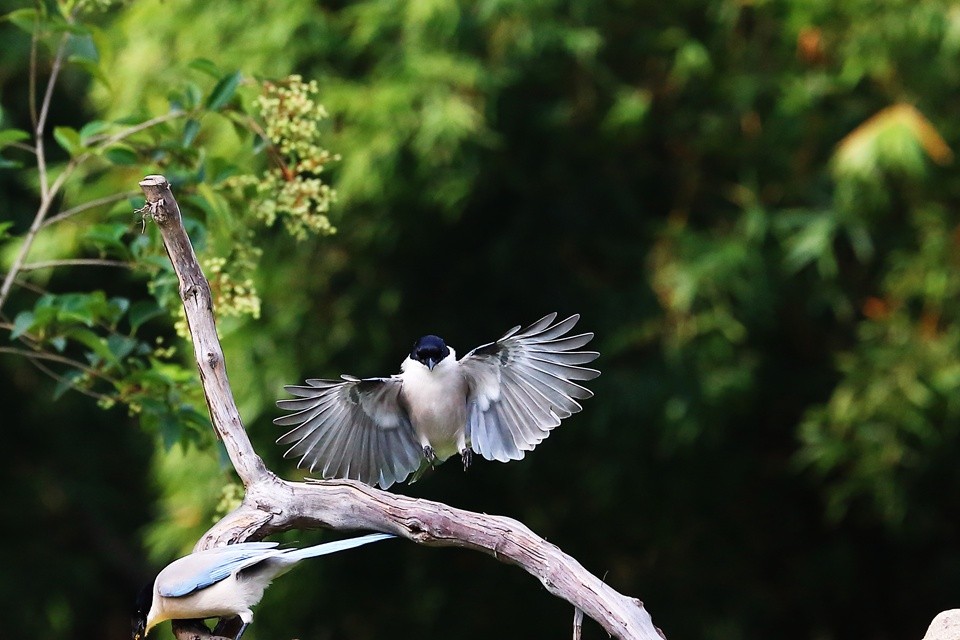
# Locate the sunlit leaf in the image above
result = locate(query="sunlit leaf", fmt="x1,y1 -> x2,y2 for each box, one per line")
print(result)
0,129 -> 30,149
53,126 -> 83,156
3,7 -> 39,33
78,120 -> 110,143
834,104 -> 953,180
188,58 -> 221,79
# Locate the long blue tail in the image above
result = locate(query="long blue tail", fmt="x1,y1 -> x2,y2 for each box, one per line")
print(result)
284,532 -> 394,562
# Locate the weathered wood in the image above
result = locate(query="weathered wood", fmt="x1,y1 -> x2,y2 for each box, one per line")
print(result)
139,174 -> 664,640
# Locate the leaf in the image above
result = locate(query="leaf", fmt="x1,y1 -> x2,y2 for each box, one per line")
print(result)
182,118 -> 201,148
83,222 -> 130,255
188,58 -> 222,79
103,145 -> 138,165
65,32 -> 99,62
129,300 -> 164,332
0,129 -> 30,149
69,56 -> 112,90
10,311 -> 35,339
64,327 -> 116,364
205,71 -> 242,111
53,126 -> 83,156
49,335 -> 67,352
53,369 -> 84,400
602,89 -> 652,135
108,296 -> 131,323
107,334 -> 137,361
833,104 -> 953,180
79,120 -> 110,144
3,8 -> 39,34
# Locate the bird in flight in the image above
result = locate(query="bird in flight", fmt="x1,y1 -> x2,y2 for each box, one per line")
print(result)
274,313 -> 600,488
133,533 -> 393,640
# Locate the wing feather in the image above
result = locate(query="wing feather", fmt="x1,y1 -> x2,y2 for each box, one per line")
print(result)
460,314 -> 600,462
274,376 -> 421,488
156,542 -> 281,598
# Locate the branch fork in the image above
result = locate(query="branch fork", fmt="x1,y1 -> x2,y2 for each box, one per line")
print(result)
138,174 -> 664,640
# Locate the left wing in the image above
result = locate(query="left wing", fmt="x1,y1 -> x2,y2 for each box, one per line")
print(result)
156,542 -> 281,598
274,375 -> 423,488
459,313 -> 600,462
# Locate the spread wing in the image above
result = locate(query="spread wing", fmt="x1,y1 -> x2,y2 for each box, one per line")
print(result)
274,376 -> 423,488
156,542 -> 281,598
459,313 -> 599,462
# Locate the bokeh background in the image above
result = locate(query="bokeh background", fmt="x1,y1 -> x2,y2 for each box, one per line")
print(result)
2,0 -> 960,639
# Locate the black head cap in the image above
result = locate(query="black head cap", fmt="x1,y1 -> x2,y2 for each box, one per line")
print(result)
132,581 -> 153,640
411,335 -> 449,371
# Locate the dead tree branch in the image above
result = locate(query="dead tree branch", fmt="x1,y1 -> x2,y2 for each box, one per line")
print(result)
138,174 -> 664,640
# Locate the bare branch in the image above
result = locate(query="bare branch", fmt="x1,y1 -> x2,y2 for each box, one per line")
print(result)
37,32 -> 70,201
0,346 -> 117,386
42,190 -> 140,228
138,174 -> 664,640
138,175 -> 270,487
0,22 -> 80,315
0,162 -> 77,314
23,356 -> 113,402
28,3 -> 39,131
20,258 -> 132,272
86,111 -> 185,149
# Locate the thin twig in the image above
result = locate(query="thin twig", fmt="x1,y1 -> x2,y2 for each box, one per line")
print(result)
0,161 -> 77,314
0,15 -> 75,316
36,31 -> 70,201
27,356 -> 113,402
28,2 -> 39,131
85,111 -> 185,148
10,142 -> 37,155
20,258 -> 133,272
574,607 -> 584,640
0,347 -> 116,384
42,190 -> 140,228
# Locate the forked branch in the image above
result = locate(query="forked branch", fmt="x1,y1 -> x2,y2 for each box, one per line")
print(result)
138,174 -> 664,640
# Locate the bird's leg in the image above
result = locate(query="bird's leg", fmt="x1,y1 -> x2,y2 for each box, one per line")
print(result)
423,445 -> 438,464
234,622 -> 249,640
460,448 -> 473,471
233,611 -> 254,640
212,615 -> 244,639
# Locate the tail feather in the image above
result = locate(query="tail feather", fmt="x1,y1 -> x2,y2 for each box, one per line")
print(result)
283,532 -> 394,562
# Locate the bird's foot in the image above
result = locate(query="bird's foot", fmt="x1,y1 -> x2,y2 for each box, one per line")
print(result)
460,448 -> 473,471
423,445 -> 438,464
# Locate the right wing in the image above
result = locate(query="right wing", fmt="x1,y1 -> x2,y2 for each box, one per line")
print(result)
274,376 -> 423,488
157,542 -> 281,598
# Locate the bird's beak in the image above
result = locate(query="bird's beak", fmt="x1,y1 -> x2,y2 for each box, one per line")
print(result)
426,357 -> 437,371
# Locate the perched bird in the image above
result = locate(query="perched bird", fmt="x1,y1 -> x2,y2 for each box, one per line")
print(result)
275,313 -> 600,488
133,532 -> 393,640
